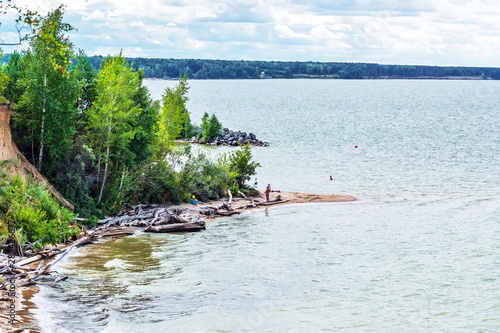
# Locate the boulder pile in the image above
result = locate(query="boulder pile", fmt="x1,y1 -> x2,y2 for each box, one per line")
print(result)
190,128 -> 269,147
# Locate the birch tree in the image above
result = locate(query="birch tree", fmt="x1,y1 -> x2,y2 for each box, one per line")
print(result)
156,75 -> 191,158
86,53 -> 141,203
14,5 -> 81,173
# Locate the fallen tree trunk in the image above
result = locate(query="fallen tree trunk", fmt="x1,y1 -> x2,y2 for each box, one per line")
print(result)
215,210 -> 240,217
145,221 -> 205,233
100,227 -> 140,238
258,199 -> 290,206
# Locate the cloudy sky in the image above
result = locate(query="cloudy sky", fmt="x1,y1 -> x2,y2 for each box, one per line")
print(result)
1,0 -> 500,66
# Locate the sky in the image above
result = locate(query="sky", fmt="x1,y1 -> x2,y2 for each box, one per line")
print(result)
1,0 -> 500,66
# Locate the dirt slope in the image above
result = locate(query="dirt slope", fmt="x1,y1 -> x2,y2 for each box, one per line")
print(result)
0,103 -> 74,210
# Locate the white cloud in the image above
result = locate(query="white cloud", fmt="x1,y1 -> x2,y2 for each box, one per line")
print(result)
130,21 -> 145,27
274,24 -> 308,39
1,0 -> 499,66
82,9 -> 107,21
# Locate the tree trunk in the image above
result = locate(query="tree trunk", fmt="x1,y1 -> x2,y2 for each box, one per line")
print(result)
119,167 -> 125,192
98,143 -> 109,203
38,74 -> 47,170
96,146 -> 102,189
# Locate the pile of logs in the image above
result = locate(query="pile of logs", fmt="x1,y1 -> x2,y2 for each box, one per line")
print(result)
97,205 -> 205,233
200,190 -> 289,217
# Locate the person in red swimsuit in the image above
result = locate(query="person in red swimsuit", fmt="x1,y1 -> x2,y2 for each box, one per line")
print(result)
265,184 -> 271,201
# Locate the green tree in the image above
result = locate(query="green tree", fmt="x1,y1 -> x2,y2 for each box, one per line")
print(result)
0,49 -> 8,103
156,75 -> 190,156
201,112 -> 221,141
1,51 -> 23,104
227,143 -> 260,188
86,52 -> 141,204
74,49 -> 97,133
14,6 -> 81,173
127,69 -> 159,170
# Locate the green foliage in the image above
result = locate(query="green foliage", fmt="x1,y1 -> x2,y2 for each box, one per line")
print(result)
0,73 -> 8,104
1,11 -> 266,224
14,6 -> 82,173
127,69 -> 159,168
83,56 -> 500,80
126,160 -> 179,204
156,76 -> 190,155
86,52 -> 142,204
226,143 -> 261,189
0,172 -> 79,247
74,49 -> 97,133
0,48 -> 8,103
176,149 -> 230,202
50,141 -> 100,219
188,156 -> 230,202
201,112 -> 222,141
1,51 -> 23,104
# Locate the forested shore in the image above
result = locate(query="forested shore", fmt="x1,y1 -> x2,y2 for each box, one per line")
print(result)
3,55 -> 500,81
84,57 -> 500,80
0,6 -> 260,254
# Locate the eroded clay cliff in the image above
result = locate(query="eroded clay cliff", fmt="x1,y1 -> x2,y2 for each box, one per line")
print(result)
0,103 -> 74,210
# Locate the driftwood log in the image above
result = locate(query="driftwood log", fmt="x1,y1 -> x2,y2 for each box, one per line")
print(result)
201,193 -> 286,217
146,221 -> 205,233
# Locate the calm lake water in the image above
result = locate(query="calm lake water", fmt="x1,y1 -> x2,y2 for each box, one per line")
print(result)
32,80 -> 499,332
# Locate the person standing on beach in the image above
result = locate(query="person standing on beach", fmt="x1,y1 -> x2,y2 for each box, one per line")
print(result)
265,184 -> 271,201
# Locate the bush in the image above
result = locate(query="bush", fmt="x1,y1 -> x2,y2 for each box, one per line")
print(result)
187,155 -> 231,201
125,161 -> 180,205
226,143 -> 260,189
0,171 -> 79,248
48,141 -> 100,220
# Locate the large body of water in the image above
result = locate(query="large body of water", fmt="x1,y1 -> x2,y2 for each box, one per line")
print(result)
32,80 -> 499,332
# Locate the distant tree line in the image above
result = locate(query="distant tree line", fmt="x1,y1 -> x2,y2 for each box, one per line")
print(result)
77,57 -> 500,80
3,53 -> 499,80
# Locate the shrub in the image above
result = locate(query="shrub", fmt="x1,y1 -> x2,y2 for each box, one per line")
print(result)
0,171 -> 79,248
226,143 -> 261,189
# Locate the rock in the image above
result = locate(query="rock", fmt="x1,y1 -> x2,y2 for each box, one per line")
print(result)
189,127 -> 267,147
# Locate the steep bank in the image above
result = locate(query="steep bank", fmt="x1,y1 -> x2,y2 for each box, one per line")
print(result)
0,103 -> 73,210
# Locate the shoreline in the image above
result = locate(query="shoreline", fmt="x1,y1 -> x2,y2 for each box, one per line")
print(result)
0,191 -> 358,333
